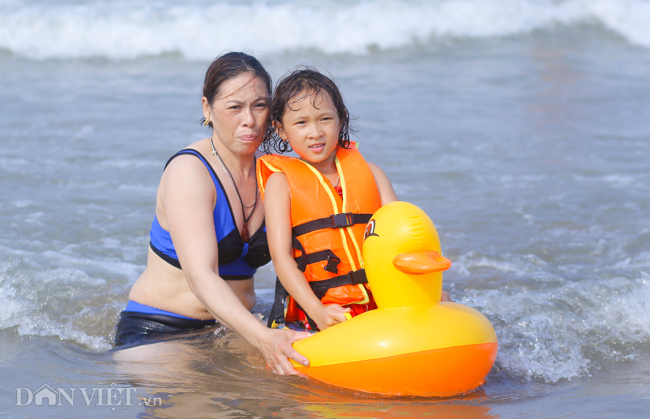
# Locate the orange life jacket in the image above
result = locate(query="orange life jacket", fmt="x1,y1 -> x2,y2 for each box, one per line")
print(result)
257,143 -> 382,328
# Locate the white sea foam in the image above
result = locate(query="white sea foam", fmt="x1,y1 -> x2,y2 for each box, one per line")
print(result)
0,158 -> 29,172
1,0 -> 649,60
0,259 -> 114,350
100,159 -> 161,169
602,174 -> 636,188
41,248 -> 145,280
459,265 -> 650,384
453,251 -> 531,277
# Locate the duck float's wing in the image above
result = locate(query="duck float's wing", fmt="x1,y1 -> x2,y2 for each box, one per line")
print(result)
392,250 -> 452,274
291,304 -> 498,397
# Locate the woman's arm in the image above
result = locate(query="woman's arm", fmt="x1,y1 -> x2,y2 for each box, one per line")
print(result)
367,162 -> 398,205
162,156 -> 310,374
264,172 -> 351,330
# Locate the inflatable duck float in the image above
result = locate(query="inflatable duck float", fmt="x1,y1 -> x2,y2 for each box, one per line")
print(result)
290,201 -> 498,397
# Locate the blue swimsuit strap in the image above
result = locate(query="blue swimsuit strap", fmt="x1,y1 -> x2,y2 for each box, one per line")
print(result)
169,149 -> 239,237
124,300 -> 215,320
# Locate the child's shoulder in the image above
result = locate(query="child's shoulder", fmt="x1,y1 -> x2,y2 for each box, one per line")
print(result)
257,154 -> 305,188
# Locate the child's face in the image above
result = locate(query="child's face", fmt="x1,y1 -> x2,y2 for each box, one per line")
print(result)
277,91 -> 341,167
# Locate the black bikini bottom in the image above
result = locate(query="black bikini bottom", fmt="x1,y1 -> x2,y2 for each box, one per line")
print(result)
114,311 -> 217,348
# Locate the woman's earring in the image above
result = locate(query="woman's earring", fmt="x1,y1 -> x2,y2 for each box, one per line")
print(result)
203,118 -> 211,126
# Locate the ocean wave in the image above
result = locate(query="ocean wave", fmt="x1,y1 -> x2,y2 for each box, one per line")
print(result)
0,242 -> 146,351
1,0 -> 649,60
456,253 -> 650,384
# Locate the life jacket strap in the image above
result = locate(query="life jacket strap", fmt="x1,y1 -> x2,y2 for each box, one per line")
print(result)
267,276 -> 289,328
309,269 -> 367,300
292,237 -> 342,273
292,213 -> 373,237
293,249 -> 341,273
266,269 -> 368,329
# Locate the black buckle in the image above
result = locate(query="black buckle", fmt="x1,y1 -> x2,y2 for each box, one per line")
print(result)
329,213 -> 353,229
324,255 -> 341,273
348,269 -> 367,285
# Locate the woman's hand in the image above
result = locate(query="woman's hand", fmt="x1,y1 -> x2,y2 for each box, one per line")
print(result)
257,328 -> 312,375
313,303 -> 352,330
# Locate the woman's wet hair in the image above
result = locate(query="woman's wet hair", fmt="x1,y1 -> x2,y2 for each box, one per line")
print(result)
264,67 -> 352,154
201,52 -> 272,128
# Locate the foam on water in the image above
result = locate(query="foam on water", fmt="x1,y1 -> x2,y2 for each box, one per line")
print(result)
1,0 -> 650,60
453,250 -> 650,384
3,225 -> 648,385
0,238 -> 148,351
0,226 -> 278,352
0,258 -> 113,351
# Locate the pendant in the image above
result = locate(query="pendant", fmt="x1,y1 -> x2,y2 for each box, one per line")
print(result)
242,224 -> 250,243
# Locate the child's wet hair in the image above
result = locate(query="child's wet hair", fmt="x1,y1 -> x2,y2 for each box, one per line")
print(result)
264,67 -> 352,154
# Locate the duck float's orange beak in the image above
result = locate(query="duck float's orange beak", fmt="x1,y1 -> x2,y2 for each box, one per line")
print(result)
392,250 -> 452,275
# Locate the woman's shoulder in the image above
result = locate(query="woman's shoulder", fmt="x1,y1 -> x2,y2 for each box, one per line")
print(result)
186,137 -> 210,151
159,141 -> 217,196
163,139 -> 212,170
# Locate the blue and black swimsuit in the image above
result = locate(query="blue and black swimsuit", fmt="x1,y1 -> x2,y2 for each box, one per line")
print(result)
149,148 -> 270,279
114,149 -> 271,348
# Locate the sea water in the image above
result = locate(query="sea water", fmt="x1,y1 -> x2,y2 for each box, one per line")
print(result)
1,0 -> 650,417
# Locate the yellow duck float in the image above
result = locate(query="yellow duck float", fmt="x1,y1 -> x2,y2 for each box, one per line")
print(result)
291,201 -> 498,397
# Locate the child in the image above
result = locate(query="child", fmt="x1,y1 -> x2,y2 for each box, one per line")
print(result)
257,68 -> 398,331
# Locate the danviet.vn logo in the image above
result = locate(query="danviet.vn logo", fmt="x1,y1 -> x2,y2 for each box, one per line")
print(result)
15,383 -> 162,409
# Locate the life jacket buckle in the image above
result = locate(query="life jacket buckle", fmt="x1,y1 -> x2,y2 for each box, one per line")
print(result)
348,269 -> 367,285
329,213 -> 353,229
324,255 -> 341,273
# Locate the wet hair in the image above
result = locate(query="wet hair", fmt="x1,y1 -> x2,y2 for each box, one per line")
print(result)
264,67 -> 352,154
201,52 -> 272,128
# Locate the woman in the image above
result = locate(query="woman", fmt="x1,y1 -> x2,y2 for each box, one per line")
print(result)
114,52 -> 310,375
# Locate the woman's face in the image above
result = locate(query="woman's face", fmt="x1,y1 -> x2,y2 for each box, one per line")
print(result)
202,73 -> 270,156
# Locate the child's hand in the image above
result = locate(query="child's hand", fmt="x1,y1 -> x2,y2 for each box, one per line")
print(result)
314,304 -> 352,330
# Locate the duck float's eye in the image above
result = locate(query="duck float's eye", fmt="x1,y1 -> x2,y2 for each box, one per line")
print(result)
364,219 -> 378,240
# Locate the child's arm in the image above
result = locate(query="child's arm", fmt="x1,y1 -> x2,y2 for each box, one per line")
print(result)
265,172 -> 351,330
368,162 -> 399,205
